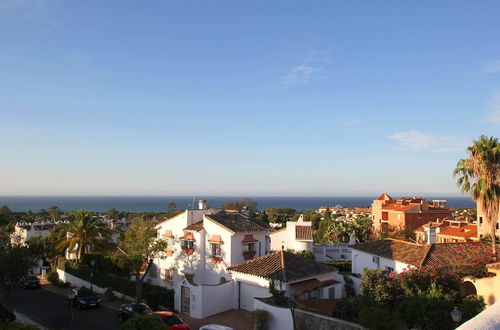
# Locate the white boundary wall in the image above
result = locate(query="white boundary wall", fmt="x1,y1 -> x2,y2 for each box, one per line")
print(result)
254,298 -> 293,330
57,269 -> 134,301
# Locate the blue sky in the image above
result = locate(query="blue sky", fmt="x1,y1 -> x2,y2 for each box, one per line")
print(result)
1,0 -> 499,196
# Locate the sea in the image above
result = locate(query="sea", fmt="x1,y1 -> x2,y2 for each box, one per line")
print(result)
0,196 -> 475,213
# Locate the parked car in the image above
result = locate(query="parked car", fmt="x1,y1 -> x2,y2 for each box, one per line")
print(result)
67,287 -> 100,309
152,311 -> 190,330
199,325 -> 234,330
24,275 -> 41,289
119,302 -> 153,323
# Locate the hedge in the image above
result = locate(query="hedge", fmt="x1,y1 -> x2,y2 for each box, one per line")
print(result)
58,259 -> 174,310
323,259 -> 352,273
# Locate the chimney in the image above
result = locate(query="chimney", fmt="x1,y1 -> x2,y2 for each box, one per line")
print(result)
241,205 -> 249,216
198,200 -> 207,210
423,223 -> 437,244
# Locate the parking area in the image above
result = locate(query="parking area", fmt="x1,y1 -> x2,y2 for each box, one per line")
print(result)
180,309 -> 253,330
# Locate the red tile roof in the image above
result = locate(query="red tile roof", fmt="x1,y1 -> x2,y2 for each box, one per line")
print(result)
437,224 -> 477,240
377,193 -> 392,201
351,239 -> 500,268
228,250 -> 334,283
291,278 -> 340,294
184,221 -> 204,232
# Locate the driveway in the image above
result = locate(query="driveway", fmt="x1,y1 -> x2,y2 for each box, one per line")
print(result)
1,287 -> 121,330
180,309 -> 253,330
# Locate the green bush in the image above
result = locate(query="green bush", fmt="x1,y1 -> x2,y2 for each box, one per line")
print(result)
46,270 -> 59,285
251,309 -> 270,330
145,287 -> 175,310
121,314 -> 164,330
358,305 -> 401,330
323,260 -> 352,273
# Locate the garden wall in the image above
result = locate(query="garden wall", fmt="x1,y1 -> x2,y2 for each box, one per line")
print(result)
294,308 -> 365,330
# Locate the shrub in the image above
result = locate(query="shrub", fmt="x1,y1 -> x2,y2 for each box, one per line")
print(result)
121,314 -> 164,330
333,295 -> 369,321
360,269 -> 401,304
324,260 -> 352,273
458,295 -> 485,323
358,305 -> 401,330
145,287 -> 175,310
46,270 -> 59,285
251,309 -> 270,330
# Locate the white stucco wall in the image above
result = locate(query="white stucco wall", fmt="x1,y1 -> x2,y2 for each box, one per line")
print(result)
254,298 -> 293,330
200,280 -> 235,317
313,244 -> 352,262
351,249 -> 410,275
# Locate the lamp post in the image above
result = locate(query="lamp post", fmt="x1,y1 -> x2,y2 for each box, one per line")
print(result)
450,306 -> 462,328
68,290 -> 75,330
90,259 -> 96,291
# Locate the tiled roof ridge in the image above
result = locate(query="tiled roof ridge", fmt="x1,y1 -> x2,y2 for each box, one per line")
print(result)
228,250 -> 282,270
385,238 -> 426,247
418,244 -> 434,267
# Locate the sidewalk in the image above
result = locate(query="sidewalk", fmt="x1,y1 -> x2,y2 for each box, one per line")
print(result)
14,310 -> 46,329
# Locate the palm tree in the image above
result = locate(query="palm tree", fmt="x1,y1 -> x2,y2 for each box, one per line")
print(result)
56,209 -> 112,263
453,135 -> 500,257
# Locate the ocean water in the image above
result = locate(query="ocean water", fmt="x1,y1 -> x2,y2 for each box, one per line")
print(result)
0,195 -> 475,213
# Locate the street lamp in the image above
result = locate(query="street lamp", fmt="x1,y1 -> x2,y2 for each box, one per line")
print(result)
68,289 -> 75,330
450,306 -> 462,327
90,259 -> 96,291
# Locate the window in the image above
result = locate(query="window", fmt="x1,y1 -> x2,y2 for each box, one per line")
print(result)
243,243 -> 256,252
496,222 -> 499,230
385,266 -> 394,273
307,289 -> 319,299
211,243 -> 221,258
181,240 -> 194,250
479,217 -> 483,227
163,268 -> 173,281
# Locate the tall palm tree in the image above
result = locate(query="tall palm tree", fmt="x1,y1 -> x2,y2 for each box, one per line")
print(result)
453,135 -> 500,257
56,209 -> 112,263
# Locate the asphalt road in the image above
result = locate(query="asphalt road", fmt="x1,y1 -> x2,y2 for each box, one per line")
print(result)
2,288 -> 121,330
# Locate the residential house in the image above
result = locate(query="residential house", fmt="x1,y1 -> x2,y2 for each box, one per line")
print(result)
477,202 -> 500,240
269,214 -> 313,252
371,193 -> 452,233
350,239 -> 500,295
152,200 -> 270,318
228,250 -> 343,310
415,219 -> 478,244
11,220 -> 58,245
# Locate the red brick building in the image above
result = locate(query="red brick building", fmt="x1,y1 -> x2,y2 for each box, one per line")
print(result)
371,193 -> 453,233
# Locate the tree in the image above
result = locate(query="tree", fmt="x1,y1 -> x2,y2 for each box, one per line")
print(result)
106,208 -> 120,219
55,209 -> 112,263
0,229 -> 35,314
454,135 -> 500,256
316,208 -> 332,242
221,198 -> 258,212
167,202 -> 177,213
119,219 -> 168,303
47,206 -> 61,221
0,205 -> 12,226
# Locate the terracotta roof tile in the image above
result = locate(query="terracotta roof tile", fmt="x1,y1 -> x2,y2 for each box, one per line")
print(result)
421,242 -> 499,268
184,221 -> 204,232
296,299 -> 341,315
437,224 -> 477,240
206,212 -> 269,234
295,226 -> 313,240
377,193 -> 392,201
228,250 -> 334,283
352,239 -> 500,268
351,239 -> 431,266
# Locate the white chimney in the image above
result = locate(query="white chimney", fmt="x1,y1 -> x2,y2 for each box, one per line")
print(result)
423,223 -> 437,244
198,200 -> 207,210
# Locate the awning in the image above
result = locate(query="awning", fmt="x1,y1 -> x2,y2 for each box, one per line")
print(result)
162,230 -> 174,238
208,234 -> 223,244
291,278 -> 340,294
180,232 -> 195,241
242,234 -> 257,243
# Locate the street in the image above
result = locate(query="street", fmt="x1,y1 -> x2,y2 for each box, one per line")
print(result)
1,288 -> 121,330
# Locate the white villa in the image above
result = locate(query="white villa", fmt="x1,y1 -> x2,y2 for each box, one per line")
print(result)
11,220 -> 58,245
269,214 -> 313,252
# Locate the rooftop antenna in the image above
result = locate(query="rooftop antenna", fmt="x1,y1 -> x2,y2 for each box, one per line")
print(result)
191,197 -> 195,210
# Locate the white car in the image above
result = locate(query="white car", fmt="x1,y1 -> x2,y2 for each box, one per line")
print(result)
199,325 -> 234,330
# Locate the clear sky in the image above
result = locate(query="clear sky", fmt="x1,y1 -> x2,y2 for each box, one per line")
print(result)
1,1 -> 499,196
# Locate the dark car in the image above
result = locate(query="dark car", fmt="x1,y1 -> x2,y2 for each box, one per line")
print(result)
119,302 -> 152,323
68,287 -> 101,309
24,275 -> 41,289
